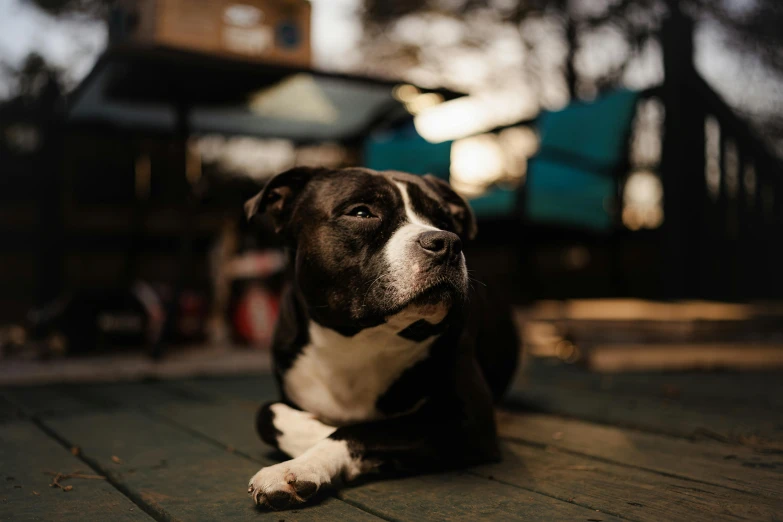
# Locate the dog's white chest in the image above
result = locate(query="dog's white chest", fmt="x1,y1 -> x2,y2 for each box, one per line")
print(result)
283,313 -> 440,426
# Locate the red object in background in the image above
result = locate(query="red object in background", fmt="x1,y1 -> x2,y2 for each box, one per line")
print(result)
233,284 -> 279,348
178,290 -> 208,342
228,249 -> 285,347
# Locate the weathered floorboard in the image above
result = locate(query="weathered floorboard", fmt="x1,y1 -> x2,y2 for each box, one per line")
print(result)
156,375 -> 783,509
526,364 -> 783,411
473,440 -> 783,521
158,399 -> 783,522
173,372 -> 783,450
0,394 -> 21,423
519,365 -> 783,410
7,381 -> 380,521
42,410 -> 381,522
62,381 -> 207,411
0,385 -> 104,418
339,471 -> 623,522
76,380 -> 627,521
5,372 -> 781,521
0,420 -> 152,522
150,399 -> 624,522
497,411 -> 783,499
507,382 -> 783,443
164,375 -> 279,403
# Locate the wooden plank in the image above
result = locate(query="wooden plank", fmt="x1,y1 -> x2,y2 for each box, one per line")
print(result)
586,343 -> 783,373
0,394 -> 21,423
507,382 -> 783,444
149,400 -> 624,521
107,378 -> 783,516
338,471 -> 622,522
154,401 -> 263,458
472,440 -> 783,522
496,411 -> 783,500
64,381 -> 207,410
164,375 -> 279,403
43,410 -> 381,522
82,382 -> 627,521
60,377 -> 276,410
0,350 -> 270,387
29,382 -> 380,520
0,420 -> 153,522
0,385 -> 104,418
518,364 -> 783,410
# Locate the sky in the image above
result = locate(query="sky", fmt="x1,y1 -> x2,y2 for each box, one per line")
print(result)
0,0 -> 106,97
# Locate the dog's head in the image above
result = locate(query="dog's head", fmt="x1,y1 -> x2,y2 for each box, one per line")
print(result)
245,167 -> 476,332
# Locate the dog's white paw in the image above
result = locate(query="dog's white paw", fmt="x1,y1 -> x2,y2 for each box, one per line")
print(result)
248,459 -> 331,509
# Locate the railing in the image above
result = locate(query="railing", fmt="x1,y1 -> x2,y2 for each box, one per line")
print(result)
659,6 -> 783,300
690,74 -> 783,300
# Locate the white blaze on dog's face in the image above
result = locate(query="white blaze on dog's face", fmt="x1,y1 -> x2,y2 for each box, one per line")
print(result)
245,167 -> 477,331
383,181 -> 468,322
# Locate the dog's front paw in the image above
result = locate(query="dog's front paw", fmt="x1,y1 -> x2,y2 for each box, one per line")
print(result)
248,460 -> 330,510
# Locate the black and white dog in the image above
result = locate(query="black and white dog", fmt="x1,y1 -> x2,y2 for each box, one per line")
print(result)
245,166 -> 519,509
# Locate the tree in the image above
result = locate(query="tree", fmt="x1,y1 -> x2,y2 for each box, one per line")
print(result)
358,0 -> 783,154
25,0 -> 108,17
0,0 -> 108,102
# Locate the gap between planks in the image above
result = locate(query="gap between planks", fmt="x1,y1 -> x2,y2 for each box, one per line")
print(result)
29,417 -> 176,522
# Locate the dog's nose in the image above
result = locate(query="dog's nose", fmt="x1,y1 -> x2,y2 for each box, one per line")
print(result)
417,231 -> 462,261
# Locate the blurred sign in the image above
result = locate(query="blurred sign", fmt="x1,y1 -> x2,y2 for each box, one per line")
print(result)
110,0 -> 311,67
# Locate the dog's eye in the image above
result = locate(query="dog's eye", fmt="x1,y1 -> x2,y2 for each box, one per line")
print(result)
435,219 -> 452,231
347,206 -> 375,219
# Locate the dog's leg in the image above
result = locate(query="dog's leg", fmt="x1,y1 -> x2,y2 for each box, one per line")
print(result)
257,402 -> 336,458
249,403 -> 497,509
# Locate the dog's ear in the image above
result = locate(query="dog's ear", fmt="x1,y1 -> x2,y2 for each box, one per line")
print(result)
422,175 -> 477,240
245,166 -> 323,234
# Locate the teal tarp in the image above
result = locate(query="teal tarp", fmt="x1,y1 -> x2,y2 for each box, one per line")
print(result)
466,187 -> 518,218
536,88 -> 639,170
526,159 -> 616,231
526,89 -> 639,231
365,125 -> 451,180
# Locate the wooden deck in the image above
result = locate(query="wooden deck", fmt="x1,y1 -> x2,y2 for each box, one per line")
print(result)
2,364 -> 782,521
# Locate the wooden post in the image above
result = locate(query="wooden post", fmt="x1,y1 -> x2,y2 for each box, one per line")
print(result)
151,97 -> 195,358
35,76 -> 65,307
658,2 -> 706,299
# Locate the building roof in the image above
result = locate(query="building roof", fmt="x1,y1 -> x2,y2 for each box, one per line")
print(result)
67,46 -> 464,143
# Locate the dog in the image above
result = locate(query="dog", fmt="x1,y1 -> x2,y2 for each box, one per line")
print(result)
245,166 -> 519,509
